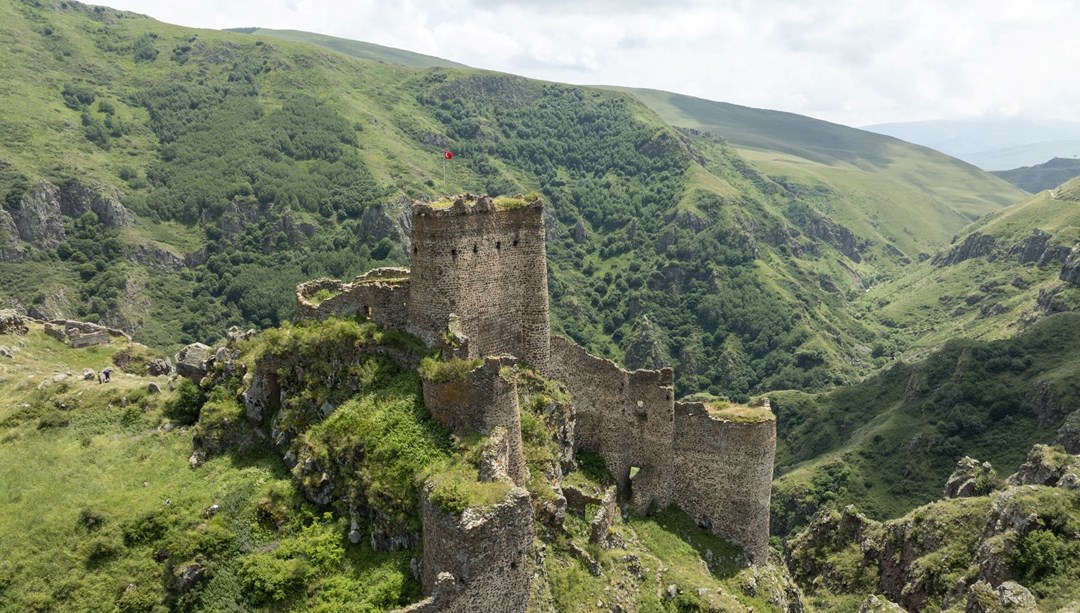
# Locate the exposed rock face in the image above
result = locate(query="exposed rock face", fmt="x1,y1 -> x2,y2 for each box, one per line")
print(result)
58,181 -> 131,228
937,233 -> 997,266
358,197 -> 411,249
44,319 -> 128,347
0,209 -> 27,262
0,309 -> 28,335
125,244 -> 185,271
1057,410 -> 1080,454
1008,230 -> 1052,264
945,457 -> 996,499
1063,244 -> 1080,287
175,343 -> 211,381
9,181 -> 65,248
1027,380 -> 1066,427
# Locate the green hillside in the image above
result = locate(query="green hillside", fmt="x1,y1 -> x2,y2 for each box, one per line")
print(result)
992,156 -> 1080,193
863,176 -> 1080,360
0,0 -> 1028,402
614,87 -> 1026,259
227,28 -> 466,69
771,311 -> 1080,536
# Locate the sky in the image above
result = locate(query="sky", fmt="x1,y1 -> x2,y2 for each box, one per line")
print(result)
100,0 -> 1080,127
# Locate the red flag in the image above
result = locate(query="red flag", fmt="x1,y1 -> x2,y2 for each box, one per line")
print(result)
443,150 -> 453,160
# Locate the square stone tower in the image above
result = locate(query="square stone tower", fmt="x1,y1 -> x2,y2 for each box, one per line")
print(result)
407,194 -> 551,373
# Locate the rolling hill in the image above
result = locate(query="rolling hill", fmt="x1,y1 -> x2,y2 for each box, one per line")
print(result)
0,0 -> 1026,400
992,156 -> 1080,193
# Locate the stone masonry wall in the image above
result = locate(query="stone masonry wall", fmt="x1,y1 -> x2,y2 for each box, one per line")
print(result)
397,485 -> 534,613
548,335 -> 675,513
422,356 -> 528,487
407,195 -> 551,374
295,267 -> 410,331
671,401 -> 776,562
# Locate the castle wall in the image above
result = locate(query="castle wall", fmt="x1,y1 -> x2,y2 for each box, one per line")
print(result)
295,268 -> 410,332
408,196 -> 550,373
548,335 -> 675,512
403,486 -> 533,613
422,356 -> 528,487
671,401 -> 776,562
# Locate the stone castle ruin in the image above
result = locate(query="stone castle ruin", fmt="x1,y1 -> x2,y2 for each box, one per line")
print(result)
294,193 -> 776,612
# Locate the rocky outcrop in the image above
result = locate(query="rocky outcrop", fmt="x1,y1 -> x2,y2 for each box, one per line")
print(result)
945,457 -> 996,498
0,309 -> 28,335
2,180 -> 133,254
1006,444 -> 1080,487
1057,411 -> 1080,454
8,181 -> 65,248
125,244 -> 185,271
937,233 -> 997,266
1062,244 -> 1080,286
58,181 -> 132,228
1027,380 -> 1067,427
965,580 -> 1037,612
0,209 -> 27,262
358,197 -> 411,250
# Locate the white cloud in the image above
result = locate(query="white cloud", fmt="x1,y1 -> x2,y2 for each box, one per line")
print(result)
101,0 -> 1080,126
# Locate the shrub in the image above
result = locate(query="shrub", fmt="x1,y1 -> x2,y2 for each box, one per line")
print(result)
418,357 -> 481,383
165,378 -> 205,425
237,553 -> 308,605
83,534 -> 123,567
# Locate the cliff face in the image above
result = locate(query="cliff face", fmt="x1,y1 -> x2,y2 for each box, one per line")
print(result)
0,180 -> 132,256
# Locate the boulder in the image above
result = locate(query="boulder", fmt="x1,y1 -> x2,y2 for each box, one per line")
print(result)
0,309 -> 28,335
175,343 -> 211,380
147,382 -> 162,394
147,358 -> 172,377
83,368 -> 97,381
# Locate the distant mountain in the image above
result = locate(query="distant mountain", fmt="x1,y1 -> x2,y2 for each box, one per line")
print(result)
863,118 -> 1080,170
992,157 -> 1080,193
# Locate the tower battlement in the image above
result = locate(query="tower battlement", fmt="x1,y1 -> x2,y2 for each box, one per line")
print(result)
407,193 -> 551,374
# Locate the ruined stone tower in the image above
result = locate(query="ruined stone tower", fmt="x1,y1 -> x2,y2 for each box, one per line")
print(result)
407,194 -> 551,374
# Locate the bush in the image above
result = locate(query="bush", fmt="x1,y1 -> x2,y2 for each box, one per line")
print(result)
83,534 -> 123,567
238,553 -> 308,605
1013,529 -> 1064,580
165,378 -> 205,425
418,357 -> 481,383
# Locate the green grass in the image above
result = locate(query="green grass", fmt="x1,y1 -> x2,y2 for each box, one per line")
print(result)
0,324 -> 423,611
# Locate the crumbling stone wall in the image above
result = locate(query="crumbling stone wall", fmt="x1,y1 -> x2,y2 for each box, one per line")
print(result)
44,319 -> 130,347
397,486 -> 534,613
671,401 -> 776,562
548,335 -> 675,513
295,267 -> 410,331
408,195 -> 551,374
422,356 -> 528,487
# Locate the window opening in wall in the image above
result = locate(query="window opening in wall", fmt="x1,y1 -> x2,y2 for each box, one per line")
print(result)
512,239 -> 519,247
496,241 -> 501,250
413,245 -> 418,254
451,248 -> 457,259
364,306 -> 372,318
473,243 -> 478,254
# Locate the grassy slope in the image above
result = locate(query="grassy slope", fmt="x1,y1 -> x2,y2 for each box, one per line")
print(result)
230,28 -> 466,69
616,87 -> 1026,258
865,176 -> 1080,358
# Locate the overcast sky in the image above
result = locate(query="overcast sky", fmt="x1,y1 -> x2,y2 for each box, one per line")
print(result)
101,0 -> 1080,127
